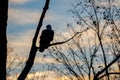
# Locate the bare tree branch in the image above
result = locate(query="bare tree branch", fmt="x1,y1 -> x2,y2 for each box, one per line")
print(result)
18,0 -> 50,80
49,28 -> 89,47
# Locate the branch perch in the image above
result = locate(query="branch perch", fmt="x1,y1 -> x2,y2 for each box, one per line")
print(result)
49,28 -> 89,46
36,28 -> 89,49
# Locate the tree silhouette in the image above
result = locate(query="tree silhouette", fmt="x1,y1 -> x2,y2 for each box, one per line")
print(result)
4,0 -> 119,79
70,0 -> 120,79
18,0 -> 50,80
0,0 -> 8,80
47,0 -> 120,80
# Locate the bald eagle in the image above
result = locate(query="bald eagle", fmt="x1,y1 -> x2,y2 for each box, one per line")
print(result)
39,25 -> 54,52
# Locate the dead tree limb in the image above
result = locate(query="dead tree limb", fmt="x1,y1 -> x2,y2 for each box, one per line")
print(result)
18,0 -> 50,80
0,0 -> 8,80
49,28 -> 89,47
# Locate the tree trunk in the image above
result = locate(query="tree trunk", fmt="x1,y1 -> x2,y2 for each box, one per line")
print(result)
0,0 -> 8,80
18,0 -> 50,80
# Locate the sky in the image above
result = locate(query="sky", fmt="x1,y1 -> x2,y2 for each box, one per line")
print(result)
7,0 -> 75,79
7,0 -> 120,79
8,0 -> 75,55
8,0 -> 75,33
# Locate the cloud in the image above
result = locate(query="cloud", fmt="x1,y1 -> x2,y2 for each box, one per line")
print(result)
35,56 -> 58,64
8,8 -> 55,25
9,0 -> 36,5
7,71 -> 67,80
7,70 -> 82,80
8,29 -> 35,56
95,0 -> 120,7
8,8 -> 40,25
